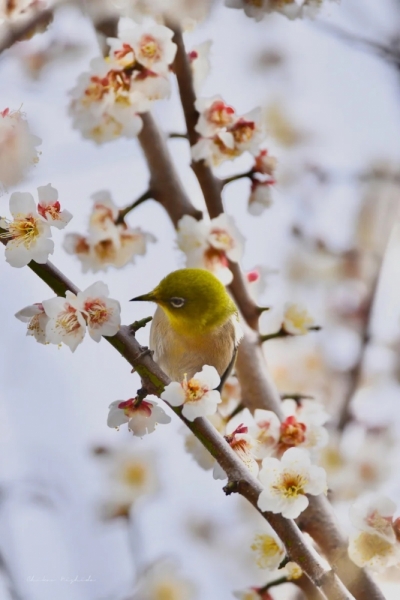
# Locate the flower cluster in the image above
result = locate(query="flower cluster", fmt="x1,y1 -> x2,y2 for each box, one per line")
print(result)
0,185 -> 71,267
191,96 -> 264,166
177,213 -> 244,284
0,108 -> 41,190
64,190 -> 155,272
161,365 -> 222,422
15,282 -> 120,351
69,18 -> 177,143
108,396 -> 171,436
225,0 -> 332,21
248,150 -> 278,216
348,495 -> 400,572
178,377 -> 328,516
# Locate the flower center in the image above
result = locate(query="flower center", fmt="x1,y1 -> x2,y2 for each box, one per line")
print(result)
208,101 -> 235,126
56,304 -> 81,334
139,36 -> 160,60
8,215 -> 40,247
84,299 -> 111,327
209,228 -> 234,250
231,120 -> 255,144
94,239 -> 117,261
353,532 -> 393,561
280,416 -> 307,448
274,472 -> 307,498
185,377 -> 206,402
153,583 -> 181,600
122,463 -> 147,487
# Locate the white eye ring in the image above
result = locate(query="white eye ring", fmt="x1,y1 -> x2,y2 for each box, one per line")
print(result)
170,297 -> 185,308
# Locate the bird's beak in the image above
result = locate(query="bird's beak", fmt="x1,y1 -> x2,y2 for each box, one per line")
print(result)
130,292 -> 154,302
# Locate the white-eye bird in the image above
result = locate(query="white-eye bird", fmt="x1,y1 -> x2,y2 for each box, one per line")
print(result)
130,268 -> 243,388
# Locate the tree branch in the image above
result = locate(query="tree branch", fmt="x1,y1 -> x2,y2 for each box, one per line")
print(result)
169,24 -> 261,330
0,7 -> 54,55
138,113 -> 202,227
1,248 -> 354,600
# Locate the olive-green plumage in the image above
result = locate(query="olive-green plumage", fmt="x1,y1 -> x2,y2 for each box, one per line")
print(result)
131,268 -> 243,384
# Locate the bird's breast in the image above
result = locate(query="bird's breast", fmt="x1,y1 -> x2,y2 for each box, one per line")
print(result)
149,306 -> 240,382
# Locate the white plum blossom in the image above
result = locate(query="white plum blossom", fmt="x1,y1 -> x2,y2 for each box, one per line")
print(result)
42,292 -> 87,352
195,96 -> 236,138
161,365 -> 221,422
37,184 -> 72,229
177,213 -> 245,284
283,303 -> 315,335
250,530 -> 285,569
348,495 -> 400,571
132,560 -> 197,600
69,58 -> 145,144
42,282 -> 121,351
64,190 -> 155,272
72,281 -> 121,341
108,397 -> 171,436
188,40 -> 212,94
257,447 -> 327,518
108,18 -> 177,73
95,445 -> 158,518
15,303 -> 49,344
285,562 -> 303,580
0,108 -> 41,189
278,399 -> 329,456
1,191 -> 54,267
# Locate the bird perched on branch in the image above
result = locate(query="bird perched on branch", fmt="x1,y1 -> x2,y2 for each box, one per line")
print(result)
131,268 -> 243,388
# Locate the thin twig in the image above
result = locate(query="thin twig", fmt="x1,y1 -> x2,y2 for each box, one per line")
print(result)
222,169 -> 254,187
116,190 -> 153,224
128,316 -> 153,333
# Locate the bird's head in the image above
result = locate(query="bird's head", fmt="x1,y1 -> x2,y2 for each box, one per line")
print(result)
131,268 -> 237,335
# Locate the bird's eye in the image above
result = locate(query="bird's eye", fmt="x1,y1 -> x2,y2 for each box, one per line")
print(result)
170,297 -> 185,308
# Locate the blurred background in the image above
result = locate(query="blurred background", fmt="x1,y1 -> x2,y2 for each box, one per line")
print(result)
2,0 -> 400,598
